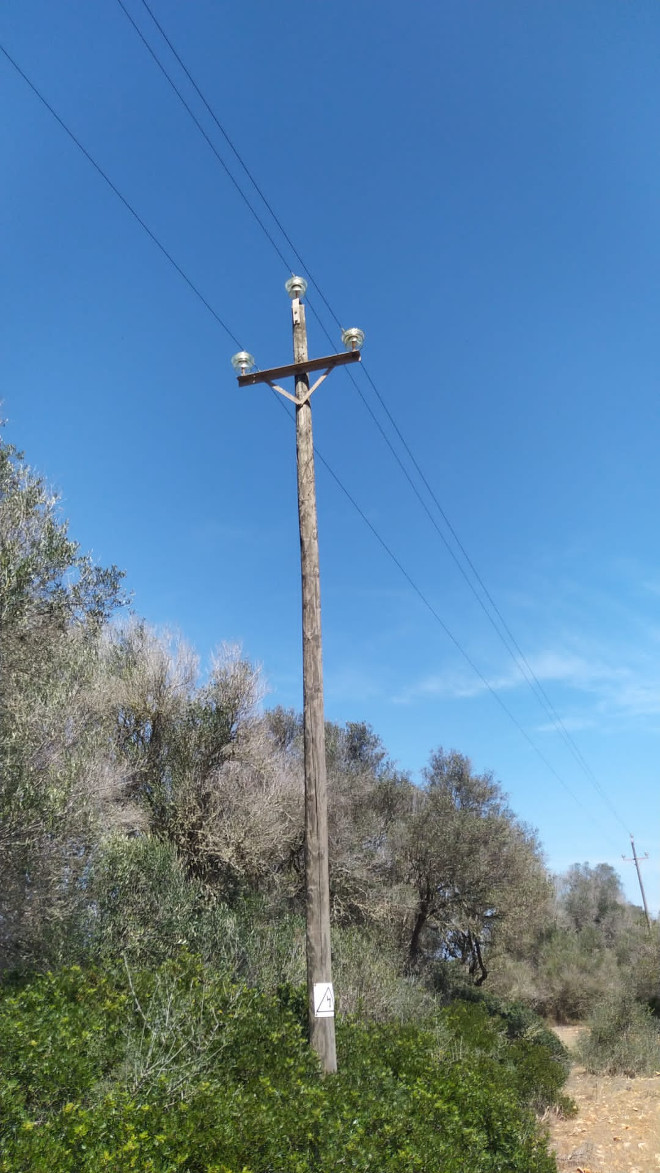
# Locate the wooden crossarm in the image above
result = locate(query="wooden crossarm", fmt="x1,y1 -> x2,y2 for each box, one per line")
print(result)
237,349 -> 361,387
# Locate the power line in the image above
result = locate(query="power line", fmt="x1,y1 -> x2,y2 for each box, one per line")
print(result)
358,359 -> 631,833
135,0 -> 342,329
0,42 -> 244,353
115,0 -> 630,837
114,0 -> 294,276
267,391 -> 622,846
1,36 -> 622,848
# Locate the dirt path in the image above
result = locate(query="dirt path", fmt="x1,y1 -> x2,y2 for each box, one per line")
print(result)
548,1026 -> 660,1173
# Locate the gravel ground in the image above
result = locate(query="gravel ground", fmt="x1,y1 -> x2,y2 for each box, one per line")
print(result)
548,1026 -> 660,1173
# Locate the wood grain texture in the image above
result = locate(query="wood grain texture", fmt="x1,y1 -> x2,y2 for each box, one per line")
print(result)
292,297 -> 337,1075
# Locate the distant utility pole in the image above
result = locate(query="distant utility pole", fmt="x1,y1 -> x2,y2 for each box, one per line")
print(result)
622,835 -> 651,931
231,278 -> 364,1074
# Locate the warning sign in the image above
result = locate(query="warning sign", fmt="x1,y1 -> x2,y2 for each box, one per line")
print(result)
313,982 -> 335,1018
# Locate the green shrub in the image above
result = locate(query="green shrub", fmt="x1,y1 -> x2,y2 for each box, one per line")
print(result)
532,927 -> 623,1022
436,979 -> 571,1072
86,836 -> 240,967
440,999 -> 573,1114
0,966 -> 128,1114
0,960 -> 562,1172
576,992 -> 660,1076
470,992 -> 571,1072
331,925 -> 436,1022
329,1020 -> 558,1173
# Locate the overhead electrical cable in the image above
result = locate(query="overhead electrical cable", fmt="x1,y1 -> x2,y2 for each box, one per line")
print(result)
358,361 -> 630,831
0,37 -> 622,848
269,391 -> 621,845
118,0 -> 630,835
134,0 -> 342,328
114,0 -> 295,275
0,43 -> 244,352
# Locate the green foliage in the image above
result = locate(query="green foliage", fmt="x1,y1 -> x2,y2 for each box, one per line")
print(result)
632,924 -> 660,1013
0,966 -> 128,1115
559,862 -> 627,943
6,430 -> 660,1173
528,925 -> 622,1022
0,434 -> 127,971
487,862 -> 658,1024
329,1019 -> 558,1173
332,925 -> 436,1023
0,959 -> 562,1172
86,836 -> 211,964
0,435 -> 124,630
576,992 -> 660,1076
226,902 -> 307,989
440,999 -> 573,1114
390,749 -> 551,976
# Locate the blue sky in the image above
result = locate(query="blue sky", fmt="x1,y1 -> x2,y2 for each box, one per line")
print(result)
2,0 -> 659,913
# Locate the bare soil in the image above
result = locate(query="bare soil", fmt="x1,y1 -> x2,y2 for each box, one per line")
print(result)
547,1026 -> 660,1173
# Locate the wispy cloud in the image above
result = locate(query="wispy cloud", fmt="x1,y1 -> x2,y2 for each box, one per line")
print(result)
395,649 -> 614,703
394,641 -> 660,724
325,664 -> 385,704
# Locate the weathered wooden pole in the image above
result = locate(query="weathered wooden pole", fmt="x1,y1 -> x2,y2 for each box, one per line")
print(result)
623,835 -> 652,931
290,282 -> 337,1073
231,281 -> 364,1073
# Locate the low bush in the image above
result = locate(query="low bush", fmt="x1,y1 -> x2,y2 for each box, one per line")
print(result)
576,992 -> 660,1076
531,927 -> 623,1022
0,958 -> 566,1172
331,925 -> 437,1022
440,999 -> 573,1114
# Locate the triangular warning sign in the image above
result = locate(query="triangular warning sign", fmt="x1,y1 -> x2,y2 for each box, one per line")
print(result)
313,982 -> 335,1018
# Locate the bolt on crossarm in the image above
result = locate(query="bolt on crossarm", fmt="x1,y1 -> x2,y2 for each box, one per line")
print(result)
231,279 -> 364,1074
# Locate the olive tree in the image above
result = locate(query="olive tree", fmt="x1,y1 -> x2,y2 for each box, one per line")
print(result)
387,749 -> 550,981
0,435 -> 127,968
102,628 -> 304,901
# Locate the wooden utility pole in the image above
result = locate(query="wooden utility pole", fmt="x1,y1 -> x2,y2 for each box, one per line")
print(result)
622,835 -> 652,931
292,289 -> 336,1073
231,280 -> 364,1074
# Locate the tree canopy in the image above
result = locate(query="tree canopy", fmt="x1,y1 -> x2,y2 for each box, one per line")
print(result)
1,429 -> 656,1027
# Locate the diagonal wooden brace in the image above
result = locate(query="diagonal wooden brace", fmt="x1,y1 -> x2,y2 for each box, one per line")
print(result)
268,367 -> 331,407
